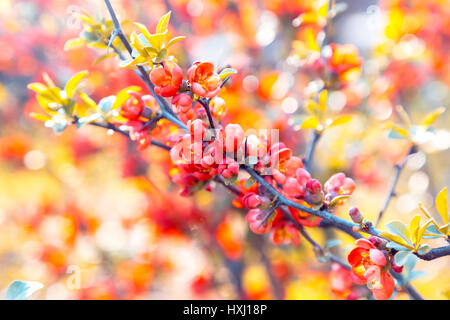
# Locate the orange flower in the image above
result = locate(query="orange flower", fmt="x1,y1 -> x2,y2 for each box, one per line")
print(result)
348,239 -> 395,300
150,60 -> 183,97
187,61 -> 221,98
120,92 -> 144,120
327,43 -> 363,83
270,221 -> 301,246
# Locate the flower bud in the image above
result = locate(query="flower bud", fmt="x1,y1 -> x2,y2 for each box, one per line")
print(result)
242,193 -> 262,209
349,207 -> 364,224
305,179 -> 324,205
368,236 -> 388,250
391,259 -> 404,273
296,168 -> 311,186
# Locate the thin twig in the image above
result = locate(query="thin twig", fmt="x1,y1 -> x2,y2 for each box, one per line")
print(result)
198,99 -> 216,130
253,236 -> 284,299
375,144 -> 416,227
304,130 -> 321,172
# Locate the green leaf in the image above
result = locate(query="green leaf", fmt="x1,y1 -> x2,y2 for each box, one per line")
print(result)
219,68 -> 237,80
403,254 -> 419,279
423,224 -> 446,238
328,195 -> 350,207
385,221 -> 412,245
417,244 -> 431,255
167,36 -> 186,48
394,250 -> 413,266
64,70 -> 88,98
244,177 -> 255,189
386,241 -> 410,251
387,129 -> 408,140
98,96 -> 116,113
5,281 -> 44,300
154,48 -> 168,64
156,11 -> 171,34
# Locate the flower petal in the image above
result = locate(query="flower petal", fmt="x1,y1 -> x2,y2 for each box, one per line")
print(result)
355,238 -> 376,249
372,272 -> 395,300
370,249 -> 387,266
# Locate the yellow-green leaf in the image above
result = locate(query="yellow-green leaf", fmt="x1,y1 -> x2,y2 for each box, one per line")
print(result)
64,38 -> 85,51
304,100 -> 320,116
417,219 -> 433,244
80,92 -> 98,111
27,83 -> 48,94
438,223 -> 449,235
422,107 -> 445,128
318,90 -> 327,112
146,32 -> 167,51
77,13 -> 94,24
29,113 -> 51,122
299,116 -> 319,130
329,115 -> 352,127
112,86 -> 142,110
379,232 -> 415,250
384,123 -> 409,138
167,36 -> 185,48
65,70 -> 88,98
87,42 -> 108,50
435,187 -> 448,225
134,22 -> 153,43
156,11 -> 171,34
409,215 -> 421,245
219,68 -> 237,80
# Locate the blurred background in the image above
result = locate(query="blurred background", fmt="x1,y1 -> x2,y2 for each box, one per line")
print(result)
0,0 -> 449,299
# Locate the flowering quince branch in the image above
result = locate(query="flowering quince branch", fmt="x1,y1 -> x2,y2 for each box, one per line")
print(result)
26,0 -> 450,301
104,0 -> 187,131
375,144 -> 417,227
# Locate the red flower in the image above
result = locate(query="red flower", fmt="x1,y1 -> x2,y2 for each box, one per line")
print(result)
150,60 -> 183,97
242,193 -> 262,209
222,124 -> 244,153
246,209 -> 272,234
172,93 -> 192,113
347,239 -> 395,300
218,157 -> 239,179
324,172 -> 356,197
270,221 -> 300,246
120,92 -> 144,120
187,61 -> 221,98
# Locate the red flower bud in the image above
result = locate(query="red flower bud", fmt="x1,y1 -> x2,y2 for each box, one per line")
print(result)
391,259 -> 404,273
120,92 -> 144,120
242,193 -> 262,209
368,236 -> 388,249
246,209 -> 272,234
296,168 -> 311,186
349,207 -> 364,224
